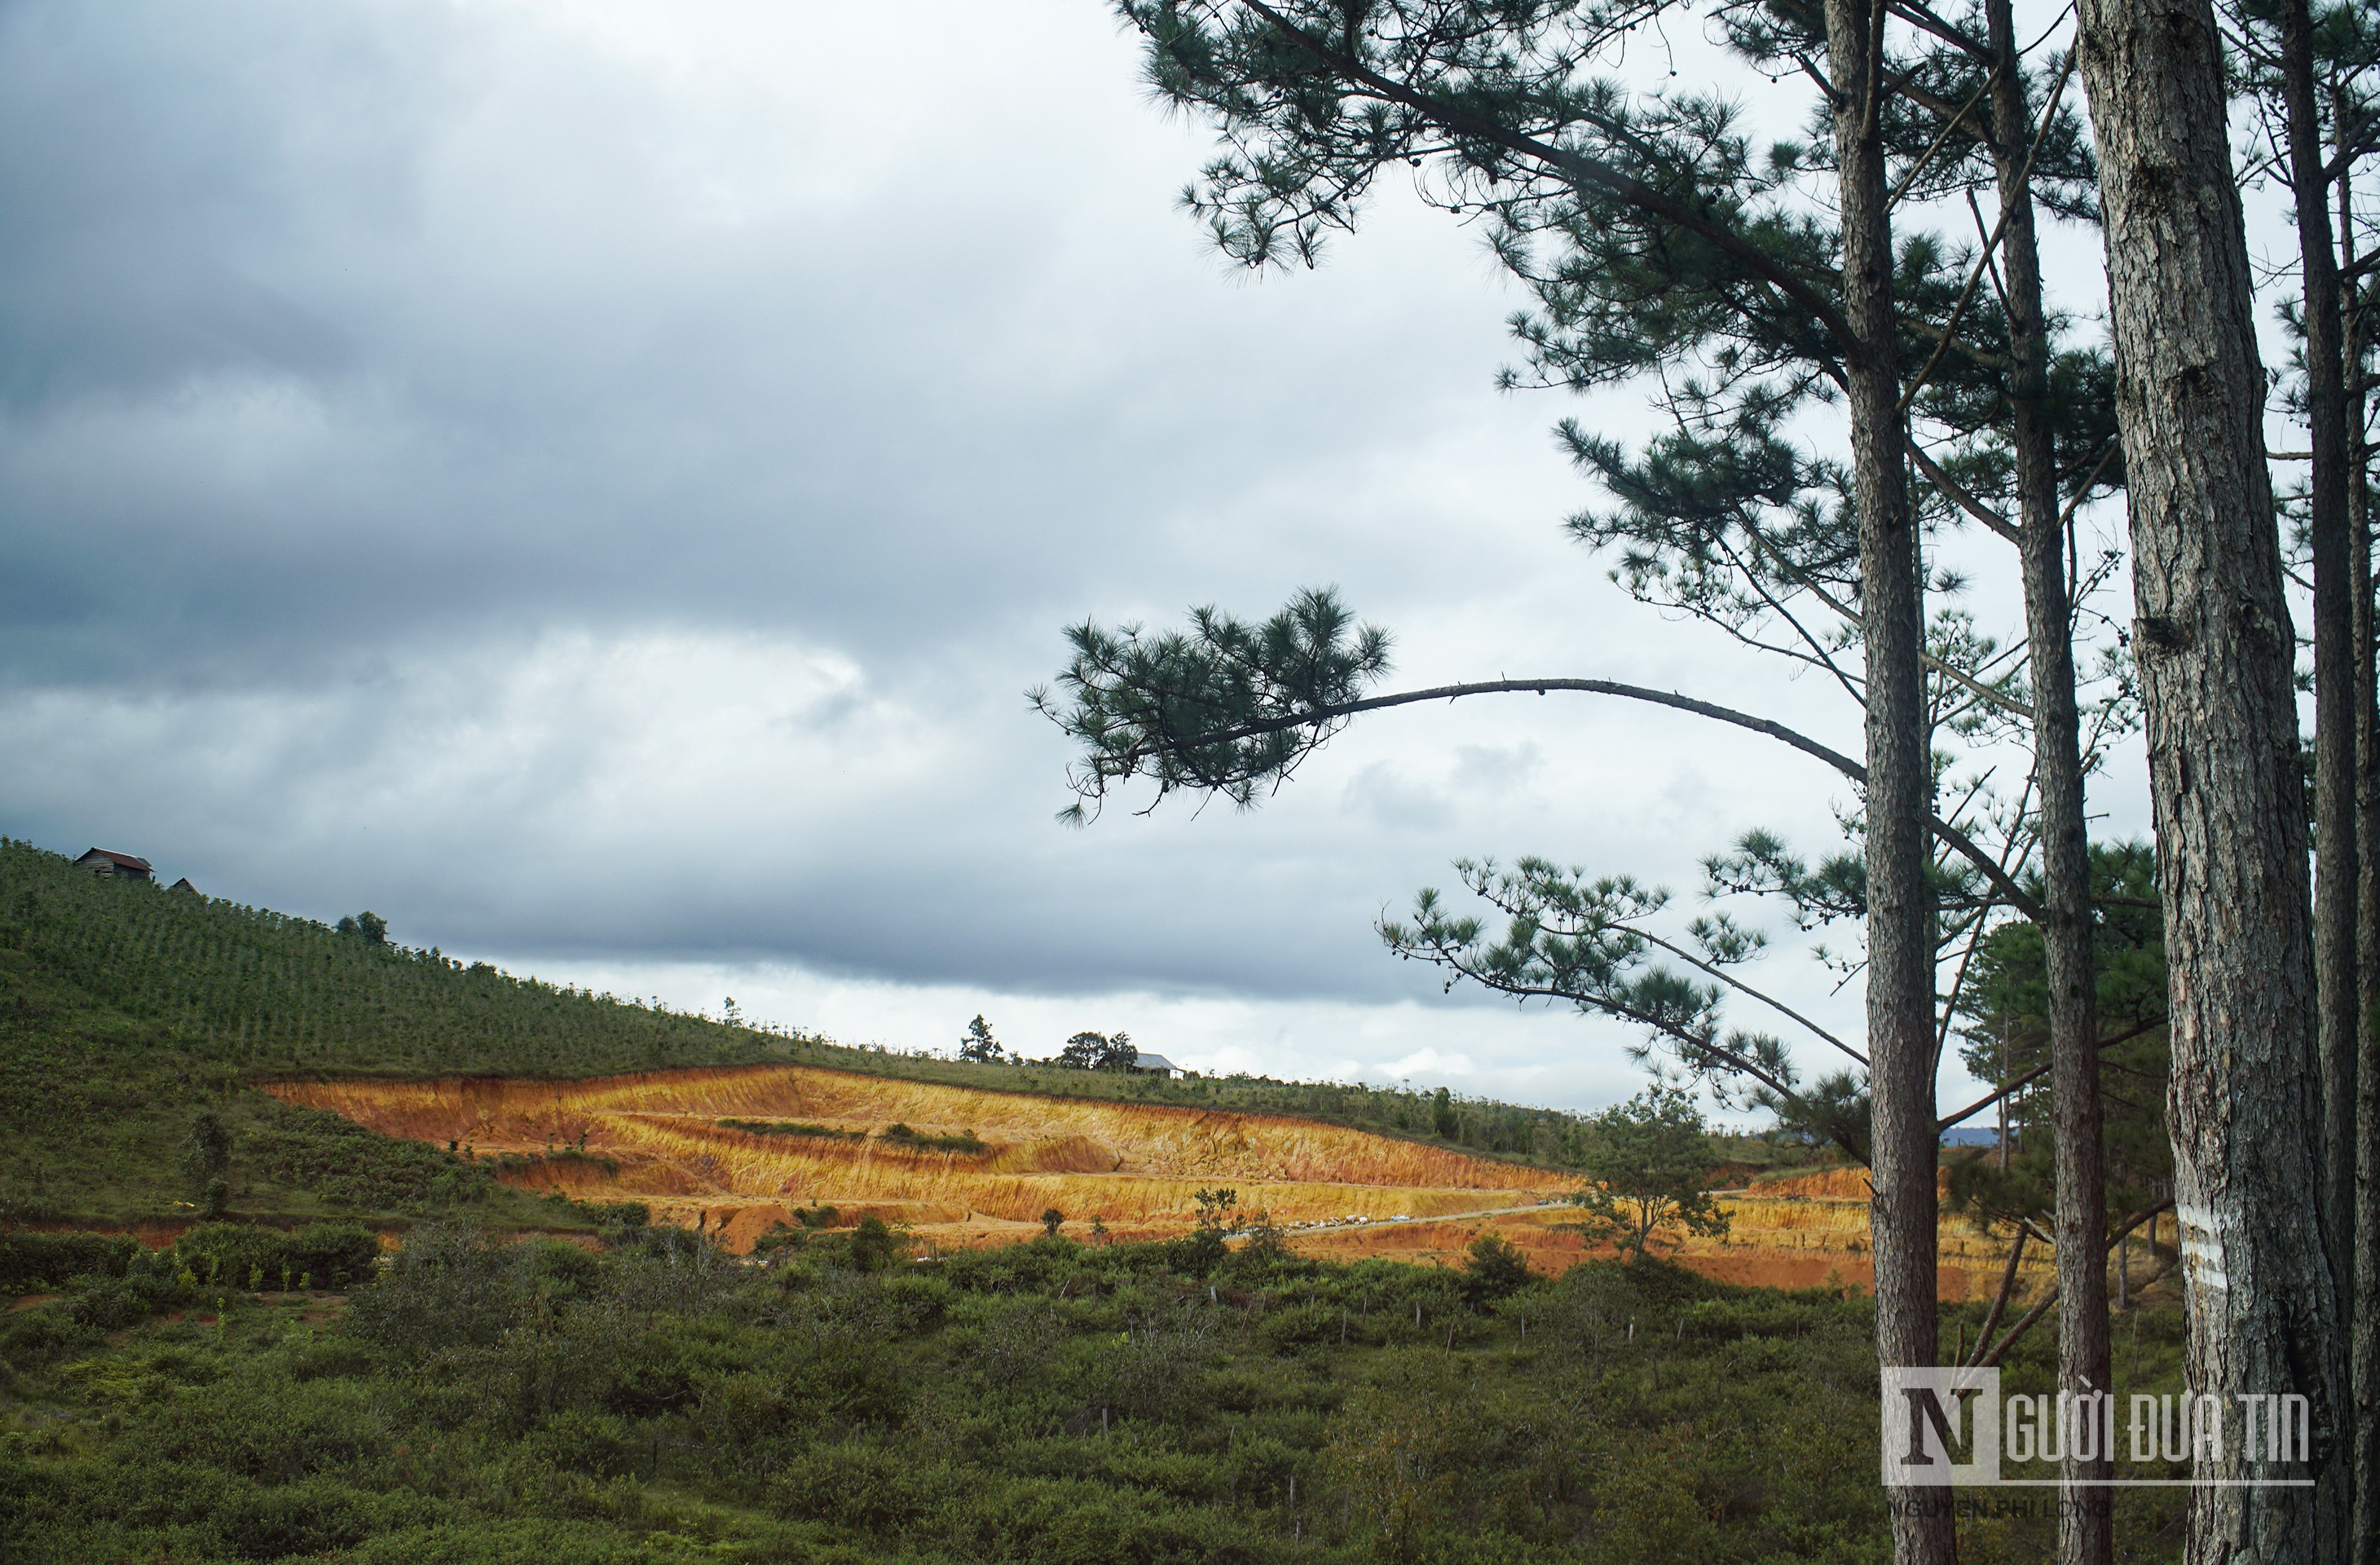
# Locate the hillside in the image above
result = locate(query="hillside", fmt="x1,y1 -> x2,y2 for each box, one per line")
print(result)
2,840 -> 2193,1563
1,837 -> 1711,1229
0,838 -> 794,1079
271,1066 -> 1572,1250
5,838 -> 1796,1163
0,836 -> 802,1228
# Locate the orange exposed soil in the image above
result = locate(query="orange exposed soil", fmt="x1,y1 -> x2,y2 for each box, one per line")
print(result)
267,1066 -> 1570,1252
1298,1178 -> 2182,1305
270,1066 -> 2137,1300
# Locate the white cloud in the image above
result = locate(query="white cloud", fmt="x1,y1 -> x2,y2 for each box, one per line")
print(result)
1379,1047 -> 1475,1081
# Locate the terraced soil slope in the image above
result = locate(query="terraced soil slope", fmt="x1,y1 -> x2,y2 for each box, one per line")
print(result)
1295,1163 -> 2177,1305
270,1066 -> 1572,1251
273,1069 -> 2156,1305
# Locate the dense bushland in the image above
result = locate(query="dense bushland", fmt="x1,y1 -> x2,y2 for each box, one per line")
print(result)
0,1228 -> 2191,1563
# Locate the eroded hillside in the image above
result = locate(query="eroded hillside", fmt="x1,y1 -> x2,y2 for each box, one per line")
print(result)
269,1065 -> 1571,1250
268,1066 -> 2165,1304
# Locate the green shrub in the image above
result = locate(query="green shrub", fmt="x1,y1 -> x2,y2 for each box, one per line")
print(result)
1459,1232 -> 1536,1307
66,1275 -> 170,1331
876,1271 -> 954,1328
878,1123 -> 988,1155
527,1409 -> 639,1479
173,1222 -> 378,1292
205,1477 -> 428,1559
344,1226 -> 528,1356
1257,1299 -> 1338,1347
0,1230 -> 142,1291
239,1101 -> 497,1213
1165,1227 -> 1227,1277
799,1215 -> 908,1274
0,1226 -> 2155,1562
718,1118 -> 862,1140
0,1300 -> 95,1360
279,1223 -> 382,1289
580,1201 -> 649,1229
179,1112 -> 231,1215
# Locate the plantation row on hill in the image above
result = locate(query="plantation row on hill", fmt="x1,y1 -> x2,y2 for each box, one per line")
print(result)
0,838 -> 1805,1227
0,839 -> 791,1079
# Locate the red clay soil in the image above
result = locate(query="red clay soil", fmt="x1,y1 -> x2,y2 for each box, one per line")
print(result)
267,1065 -> 1569,1255
261,1066 -> 2115,1303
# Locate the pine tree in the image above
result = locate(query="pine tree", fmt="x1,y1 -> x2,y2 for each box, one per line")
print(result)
1052,17 -> 2149,1554
179,1112 -> 231,1216
2226,7 -> 2380,1545
2077,0 -> 2347,1550
958,1014 -> 1006,1063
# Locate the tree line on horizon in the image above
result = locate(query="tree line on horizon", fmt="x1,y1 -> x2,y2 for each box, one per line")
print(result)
1034,2 -> 2380,1562
956,1014 -> 1145,1071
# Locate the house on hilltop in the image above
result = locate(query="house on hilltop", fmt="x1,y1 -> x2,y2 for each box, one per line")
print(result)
1129,1052 -> 1181,1078
168,876 -> 200,895
75,849 -> 152,881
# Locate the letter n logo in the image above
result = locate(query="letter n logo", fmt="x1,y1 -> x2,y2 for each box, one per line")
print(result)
1880,1367 -> 2001,1486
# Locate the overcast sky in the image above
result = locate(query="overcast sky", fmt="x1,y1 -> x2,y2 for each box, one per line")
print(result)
0,0 -> 2221,1115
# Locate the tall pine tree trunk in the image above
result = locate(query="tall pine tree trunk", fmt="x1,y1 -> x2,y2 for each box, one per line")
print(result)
2074,0 -> 2347,1555
2354,352 -> 2380,1565
2350,245 -> 2380,1565
1827,2 -> 1948,1560
2277,0 -> 2360,1329
1986,3 -> 2110,1557
2341,138 -> 2380,1565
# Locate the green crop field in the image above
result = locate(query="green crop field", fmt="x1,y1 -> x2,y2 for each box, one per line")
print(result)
0,836 -> 787,1231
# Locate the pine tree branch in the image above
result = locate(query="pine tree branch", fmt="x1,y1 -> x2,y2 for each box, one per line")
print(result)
1934,774 -> 2037,1065
1619,921 -> 1871,1067
1088,673 -> 2047,920
1897,45 -> 2079,412
1885,0 -> 1997,64
1885,77 -> 1994,209
1712,503 -> 2031,721
1394,954 -> 1871,1165
1964,1224 -> 2029,1368
1907,437 -> 2021,541
1232,0 -> 1863,351
1934,1013 -> 2167,1131
1976,1197 -> 2173,1366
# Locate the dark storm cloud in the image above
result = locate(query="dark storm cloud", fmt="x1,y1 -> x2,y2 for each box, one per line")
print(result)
0,0 -> 1876,1065
0,1 -> 1552,689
